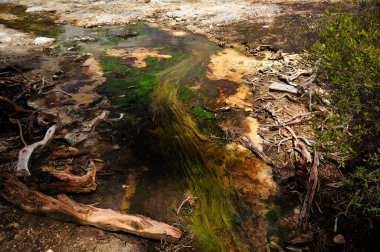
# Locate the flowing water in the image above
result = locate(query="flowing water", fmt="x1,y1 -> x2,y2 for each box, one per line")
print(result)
1,4 -> 279,250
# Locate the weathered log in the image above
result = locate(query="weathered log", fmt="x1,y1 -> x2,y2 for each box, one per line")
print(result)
16,125 -> 56,176
0,170 -> 182,242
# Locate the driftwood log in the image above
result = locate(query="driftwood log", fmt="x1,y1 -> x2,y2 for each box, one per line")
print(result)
0,170 -> 182,241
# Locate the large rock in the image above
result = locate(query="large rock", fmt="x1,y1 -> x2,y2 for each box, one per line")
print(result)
33,37 -> 56,45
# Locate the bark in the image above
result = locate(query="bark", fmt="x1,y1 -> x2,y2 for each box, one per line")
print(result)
299,150 -> 319,231
0,170 -> 182,242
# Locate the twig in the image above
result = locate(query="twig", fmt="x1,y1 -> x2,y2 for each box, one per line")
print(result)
0,76 -> 26,84
40,90 -> 73,98
176,196 -> 197,215
16,120 -> 27,147
3,60 -> 30,82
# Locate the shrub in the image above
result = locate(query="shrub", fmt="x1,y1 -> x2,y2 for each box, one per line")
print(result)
310,0 -> 380,160
308,0 -> 380,218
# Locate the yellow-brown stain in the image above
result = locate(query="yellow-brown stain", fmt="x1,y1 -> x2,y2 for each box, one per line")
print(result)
106,48 -> 172,68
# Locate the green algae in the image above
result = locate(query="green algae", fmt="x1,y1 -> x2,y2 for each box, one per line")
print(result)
151,40 -> 250,251
189,106 -> 214,120
177,86 -> 198,104
95,26 -> 250,251
100,49 -> 185,110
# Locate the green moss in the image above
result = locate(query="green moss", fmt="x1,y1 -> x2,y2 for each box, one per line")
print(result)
189,106 -> 214,120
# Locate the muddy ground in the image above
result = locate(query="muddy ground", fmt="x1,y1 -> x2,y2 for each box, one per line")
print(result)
0,1 -> 379,252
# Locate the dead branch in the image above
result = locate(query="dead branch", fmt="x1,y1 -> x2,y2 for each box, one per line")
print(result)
0,76 -> 26,84
299,58 -> 321,91
264,104 -> 312,163
39,164 -> 97,193
51,146 -> 81,158
0,170 -> 182,241
0,95 -> 33,113
278,70 -> 309,86
299,150 -> 319,232
16,125 -> 57,176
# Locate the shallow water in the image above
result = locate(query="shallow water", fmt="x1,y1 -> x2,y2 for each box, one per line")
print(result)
1,5 -> 278,250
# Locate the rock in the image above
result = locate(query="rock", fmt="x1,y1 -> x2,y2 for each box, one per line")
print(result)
106,28 -> 138,38
74,36 -> 96,42
333,234 -> 346,244
0,32 -> 12,43
33,37 -> 56,45
26,6 -> 44,13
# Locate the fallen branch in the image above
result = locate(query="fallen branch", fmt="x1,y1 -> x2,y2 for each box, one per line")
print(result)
39,165 -> 97,193
16,125 -> 56,176
0,95 -> 33,113
0,170 -> 182,241
0,76 -> 26,84
299,150 -> 319,232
